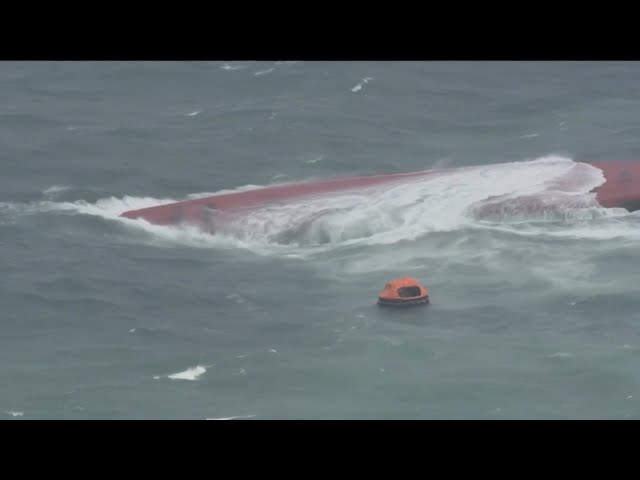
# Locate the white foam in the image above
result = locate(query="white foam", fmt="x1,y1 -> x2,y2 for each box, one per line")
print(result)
351,77 -> 373,92
549,352 -> 572,358
305,155 -> 324,164
519,133 -> 539,138
218,156 -> 609,250
226,293 -> 245,304
186,110 -> 201,117
5,189 -> 264,250
8,155 -> 637,259
43,185 -> 70,196
38,195 -> 180,220
167,365 -> 208,381
186,184 -> 267,198
220,63 -> 247,71
6,411 -> 23,417
206,415 -> 256,420
253,61 -> 293,77
254,68 -> 274,76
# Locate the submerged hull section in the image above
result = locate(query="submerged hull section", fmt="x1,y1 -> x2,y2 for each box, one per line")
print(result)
119,161 -> 640,230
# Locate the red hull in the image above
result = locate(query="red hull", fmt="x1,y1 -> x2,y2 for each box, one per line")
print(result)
587,161 -> 640,209
120,161 -> 640,230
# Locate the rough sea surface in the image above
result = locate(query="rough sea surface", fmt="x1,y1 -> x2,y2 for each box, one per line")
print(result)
2,61 -> 640,419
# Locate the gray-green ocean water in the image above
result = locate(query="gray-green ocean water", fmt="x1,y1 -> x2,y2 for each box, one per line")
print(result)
2,61 -> 640,419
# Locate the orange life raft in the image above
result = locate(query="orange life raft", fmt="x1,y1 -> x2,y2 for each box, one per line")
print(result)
377,277 -> 430,307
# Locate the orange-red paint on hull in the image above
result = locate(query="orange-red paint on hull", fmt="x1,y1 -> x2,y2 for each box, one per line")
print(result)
119,161 -> 640,230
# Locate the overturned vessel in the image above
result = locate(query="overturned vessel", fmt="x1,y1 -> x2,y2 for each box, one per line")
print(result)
119,160 -> 640,232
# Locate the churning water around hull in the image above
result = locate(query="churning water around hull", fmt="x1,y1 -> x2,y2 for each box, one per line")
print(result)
6,62 -> 640,419
2,155 -> 633,259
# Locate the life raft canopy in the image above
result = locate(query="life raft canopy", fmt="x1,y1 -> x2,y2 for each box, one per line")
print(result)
377,277 -> 430,307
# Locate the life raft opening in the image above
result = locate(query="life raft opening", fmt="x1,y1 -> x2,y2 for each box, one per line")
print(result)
397,286 -> 422,298
377,277 -> 430,308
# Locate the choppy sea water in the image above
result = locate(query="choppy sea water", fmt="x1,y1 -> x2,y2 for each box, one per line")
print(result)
2,61 -> 640,419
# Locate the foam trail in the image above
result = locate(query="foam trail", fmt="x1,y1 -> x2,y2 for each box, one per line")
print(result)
305,155 -> 324,164
549,353 -> 572,358
220,63 -> 247,71
206,415 -> 256,420
166,365 -> 209,381
351,77 -> 373,93
24,193 -> 268,251
220,156 -> 610,248
254,68 -> 274,76
36,195 -> 181,220
186,184 -> 267,199
43,185 -> 70,196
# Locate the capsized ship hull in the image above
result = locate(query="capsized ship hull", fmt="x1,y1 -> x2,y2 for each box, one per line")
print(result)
120,161 -> 640,231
